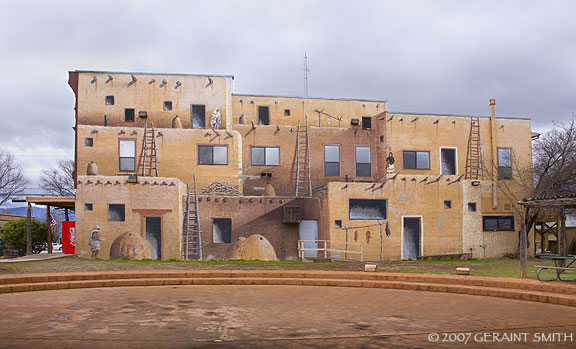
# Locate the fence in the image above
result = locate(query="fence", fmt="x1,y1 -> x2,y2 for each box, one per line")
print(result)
297,240 -> 364,262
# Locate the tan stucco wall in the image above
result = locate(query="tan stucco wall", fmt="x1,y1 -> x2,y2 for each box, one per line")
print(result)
75,175 -> 186,260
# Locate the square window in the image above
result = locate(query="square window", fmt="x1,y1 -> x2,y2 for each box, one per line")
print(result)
334,220 -> 342,229
468,203 -> 477,212
251,147 -> 279,166
164,101 -> 172,111
403,151 -> 430,170
444,200 -> 452,209
85,203 -> 93,211
105,96 -> 114,105
198,145 -> 228,165
284,109 -> 291,116
125,108 -> 135,122
362,117 -> 372,129
108,204 -> 125,221
213,218 -> 232,243
85,138 -> 93,147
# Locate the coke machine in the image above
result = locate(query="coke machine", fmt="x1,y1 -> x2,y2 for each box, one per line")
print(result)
61,221 -> 76,254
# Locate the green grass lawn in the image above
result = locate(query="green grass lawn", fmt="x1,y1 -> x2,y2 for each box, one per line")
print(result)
0,256 -> 560,280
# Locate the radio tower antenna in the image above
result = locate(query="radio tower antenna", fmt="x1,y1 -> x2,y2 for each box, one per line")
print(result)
302,52 -> 310,97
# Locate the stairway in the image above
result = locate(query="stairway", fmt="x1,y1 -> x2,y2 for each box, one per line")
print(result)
136,121 -> 159,177
295,117 -> 312,197
465,117 -> 484,180
182,177 -> 202,260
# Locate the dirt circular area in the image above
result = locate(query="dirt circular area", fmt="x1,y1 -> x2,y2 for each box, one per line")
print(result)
1,285 -> 575,348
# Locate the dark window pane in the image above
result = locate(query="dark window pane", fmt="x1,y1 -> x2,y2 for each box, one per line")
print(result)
164,101 -> 172,111
498,216 -> 514,231
198,146 -> 213,165
284,109 -> 290,116
105,96 -> 114,105
483,217 -> 498,231
444,200 -> 452,209
213,218 -> 232,243
85,203 -> 93,211
498,166 -> 512,180
192,105 -> 206,129
349,199 -> 387,220
468,203 -> 477,212
85,138 -> 93,147
441,149 -> 456,175
213,146 -> 228,165
403,151 -> 416,169
416,151 -> 430,169
362,117 -> 372,129
251,147 -> 265,165
119,158 -> 135,172
356,163 -> 371,177
483,216 -> 514,231
125,108 -> 135,122
109,204 -> 125,221
325,162 -> 340,176
258,106 -> 270,125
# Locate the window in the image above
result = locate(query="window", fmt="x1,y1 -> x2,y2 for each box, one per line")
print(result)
284,109 -> 291,116
349,199 -> 387,220
444,200 -> 452,209
356,146 -> 371,177
119,139 -> 136,172
403,151 -> 430,170
441,148 -> 456,175
483,216 -> 514,231
324,145 -> 340,176
468,203 -> 477,212
258,106 -> 270,125
164,101 -> 172,111
213,218 -> 232,243
498,148 -> 512,180
362,117 -> 372,129
105,96 -> 114,105
251,147 -> 280,166
191,104 -> 206,129
124,108 -> 135,122
108,204 -> 125,221
85,138 -> 93,147
334,220 -> 342,229
198,145 -> 228,165
85,203 -> 93,211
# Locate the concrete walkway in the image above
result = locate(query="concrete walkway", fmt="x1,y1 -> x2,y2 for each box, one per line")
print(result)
0,252 -> 73,263
0,285 -> 575,348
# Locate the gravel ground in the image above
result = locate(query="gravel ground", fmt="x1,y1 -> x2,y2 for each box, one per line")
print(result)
0,256 -> 556,279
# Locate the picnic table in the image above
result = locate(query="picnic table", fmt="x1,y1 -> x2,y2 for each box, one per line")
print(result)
534,254 -> 576,281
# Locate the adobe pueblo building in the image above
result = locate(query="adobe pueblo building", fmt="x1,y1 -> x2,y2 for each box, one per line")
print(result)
68,70 -> 535,261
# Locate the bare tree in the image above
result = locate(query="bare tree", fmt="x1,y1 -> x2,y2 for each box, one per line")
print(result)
40,159 -> 75,196
0,149 -> 28,206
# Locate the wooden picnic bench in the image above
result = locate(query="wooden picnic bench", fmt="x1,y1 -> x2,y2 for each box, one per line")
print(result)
534,254 -> 576,281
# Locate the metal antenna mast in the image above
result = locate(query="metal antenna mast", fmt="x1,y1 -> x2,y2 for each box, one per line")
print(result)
302,52 -> 309,97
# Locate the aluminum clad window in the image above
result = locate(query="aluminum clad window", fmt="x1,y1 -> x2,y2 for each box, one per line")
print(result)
403,151 -> 430,170
119,139 -> 136,172
356,146 -> 371,177
251,147 -> 279,166
198,145 -> 228,165
483,216 -> 514,231
498,148 -> 512,180
324,145 -> 340,176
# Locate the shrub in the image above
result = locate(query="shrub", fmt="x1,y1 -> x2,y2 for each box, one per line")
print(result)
0,218 -> 48,254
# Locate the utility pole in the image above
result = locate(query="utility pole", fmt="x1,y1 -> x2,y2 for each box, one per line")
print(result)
302,52 -> 310,97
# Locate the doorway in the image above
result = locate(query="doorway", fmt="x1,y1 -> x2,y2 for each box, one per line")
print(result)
146,217 -> 162,260
191,104 -> 206,129
299,220 -> 318,257
402,217 -> 422,260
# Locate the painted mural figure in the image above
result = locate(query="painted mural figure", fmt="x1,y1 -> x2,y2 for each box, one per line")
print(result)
89,226 -> 103,259
386,152 -> 395,174
211,108 -> 222,129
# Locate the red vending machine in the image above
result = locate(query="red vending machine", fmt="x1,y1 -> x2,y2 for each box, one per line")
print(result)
61,221 -> 76,254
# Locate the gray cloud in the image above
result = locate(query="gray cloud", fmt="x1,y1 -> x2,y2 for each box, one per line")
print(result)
1,0 -> 575,187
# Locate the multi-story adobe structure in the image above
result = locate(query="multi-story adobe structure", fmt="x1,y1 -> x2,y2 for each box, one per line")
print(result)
68,70 -> 535,261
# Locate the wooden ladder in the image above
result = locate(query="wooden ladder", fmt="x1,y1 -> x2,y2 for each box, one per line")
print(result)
295,116 -> 312,197
182,176 -> 202,260
465,117 -> 484,180
136,121 -> 159,177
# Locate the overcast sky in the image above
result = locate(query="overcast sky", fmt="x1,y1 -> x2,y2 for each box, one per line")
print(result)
1,0 -> 575,191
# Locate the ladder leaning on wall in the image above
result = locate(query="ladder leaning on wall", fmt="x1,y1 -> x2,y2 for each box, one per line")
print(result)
295,116 -> 313,197
136,121 -> 159,177
465,117 -> 484,180
182,176 -> 202,260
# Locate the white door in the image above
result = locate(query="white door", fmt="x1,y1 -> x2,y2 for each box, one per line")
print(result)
299,220 -> 318,257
